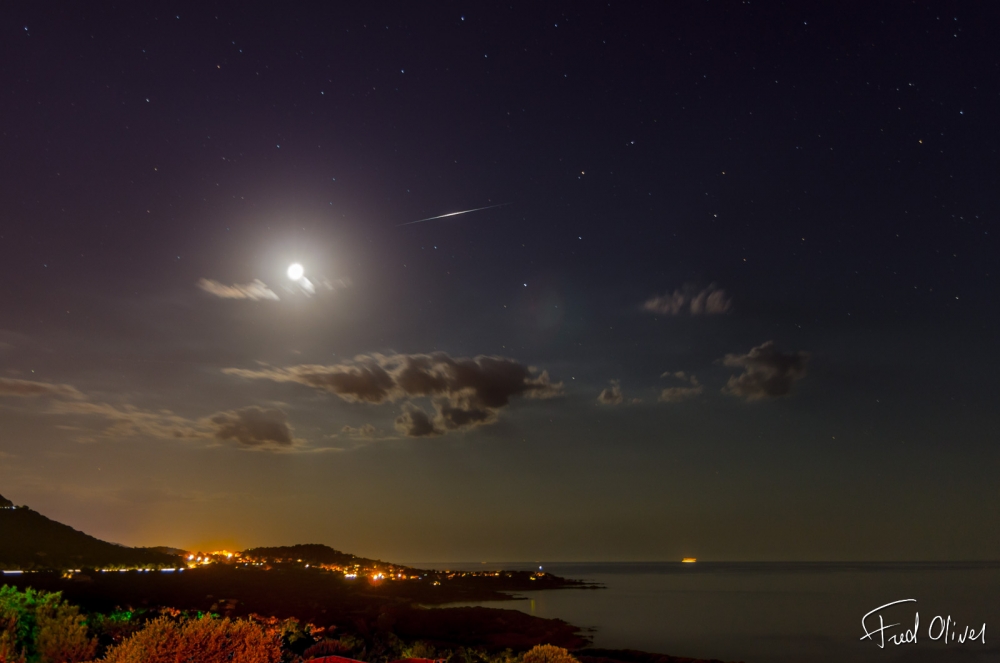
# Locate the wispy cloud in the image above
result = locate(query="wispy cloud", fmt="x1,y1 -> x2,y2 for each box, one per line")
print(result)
722,341 -> 809,401
339,424 -> 377,439
197,278 -> 279,301
0,377 -> 84,400
49,401 -> 204,440
642,284 -> 732,316
0,330 -> 34,352
658,371 -> 704,402
2,373 -> 306,452
48,400 -> 302,451
287,276 -> 351,298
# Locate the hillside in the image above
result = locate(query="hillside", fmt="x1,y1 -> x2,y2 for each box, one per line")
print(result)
241,543 -> 387,568
0,502 -> 180,570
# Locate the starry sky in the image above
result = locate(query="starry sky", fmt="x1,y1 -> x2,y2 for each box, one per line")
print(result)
1,2 -> 998,562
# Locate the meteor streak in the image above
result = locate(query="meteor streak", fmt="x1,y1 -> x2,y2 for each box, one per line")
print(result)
397,202 -> 511,226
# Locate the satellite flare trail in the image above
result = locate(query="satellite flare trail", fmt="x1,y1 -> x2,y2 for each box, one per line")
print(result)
396,202 -> 511,226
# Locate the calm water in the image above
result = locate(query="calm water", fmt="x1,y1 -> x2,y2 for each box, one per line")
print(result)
408,562 -> 1000,663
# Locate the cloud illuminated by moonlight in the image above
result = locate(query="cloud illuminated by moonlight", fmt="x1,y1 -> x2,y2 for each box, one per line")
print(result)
197,278 -> 280,301
722,341 -> 809,400
658,371 -> 704,402
643,284 -> 732,316
597,380 -> 624,405
0,377 -> 84,400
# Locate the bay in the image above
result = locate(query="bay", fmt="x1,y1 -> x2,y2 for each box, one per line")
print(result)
408,562 -> 1000,663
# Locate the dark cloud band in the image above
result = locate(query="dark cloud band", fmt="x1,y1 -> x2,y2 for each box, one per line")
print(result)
226,352 -> 564,436
209,406 -> 294,447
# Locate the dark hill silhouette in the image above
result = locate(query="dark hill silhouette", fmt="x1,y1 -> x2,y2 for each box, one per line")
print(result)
0,493 -> 13,508
0,505 -> 180,570
241,543 -> 388,568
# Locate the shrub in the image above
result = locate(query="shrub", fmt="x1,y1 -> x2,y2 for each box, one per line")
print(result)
99,615 -> 281,663
0,605 -> 23,663
0,632 -> 27,663
0,586 -> 95,663
86,610 -> 145,654
401,641 -> 437,660
470,648 -> 518,663
34,598 -> 96,663
521,645 -> 578,663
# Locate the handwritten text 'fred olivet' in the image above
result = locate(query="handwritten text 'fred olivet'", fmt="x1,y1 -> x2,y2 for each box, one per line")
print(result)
861,599 -> 986,649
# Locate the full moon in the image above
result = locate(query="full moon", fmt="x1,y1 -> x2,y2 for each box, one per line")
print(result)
287,263 -> 304,281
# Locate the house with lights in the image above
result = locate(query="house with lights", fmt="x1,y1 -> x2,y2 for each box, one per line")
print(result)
0,494 -> 14,509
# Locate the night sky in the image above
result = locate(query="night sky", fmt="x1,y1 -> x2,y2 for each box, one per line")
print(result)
2,2 -> 998,562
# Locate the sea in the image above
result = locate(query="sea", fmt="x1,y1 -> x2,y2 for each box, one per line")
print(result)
406,561 -> 1000,663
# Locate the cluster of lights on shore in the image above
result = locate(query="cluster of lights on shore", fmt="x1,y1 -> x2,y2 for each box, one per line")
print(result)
178,550 -> 423,582
1,544 -> 556,583
2,566 -> 550,582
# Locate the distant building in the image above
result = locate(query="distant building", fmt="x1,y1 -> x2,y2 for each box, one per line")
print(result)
0,493 -> 14,509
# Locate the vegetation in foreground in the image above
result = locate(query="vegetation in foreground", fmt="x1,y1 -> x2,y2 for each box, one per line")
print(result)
0,584 -> 585,663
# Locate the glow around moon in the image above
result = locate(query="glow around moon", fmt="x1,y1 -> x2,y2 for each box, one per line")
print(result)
287,263 -> 304,281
